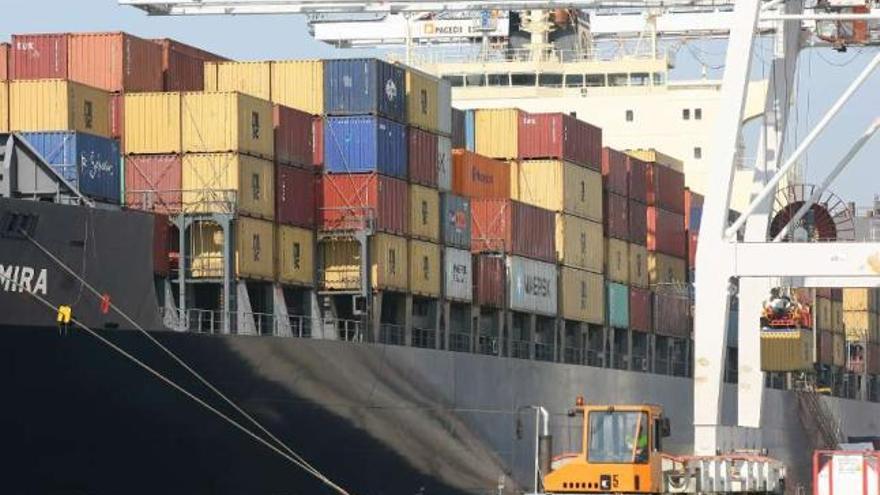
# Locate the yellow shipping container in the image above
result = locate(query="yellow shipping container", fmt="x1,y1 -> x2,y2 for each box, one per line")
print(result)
0,82 -> 8,132
843,288 -> 877,312
320,233 -> 408,292
832,300 -> 844,334
760,329 -> 814,371
190,217 -> 275,281
409,184 -> 440,242
271,60 -> 324,115
555,214 -> 603,273
203,61 -> 218,92
409,240 -> 441,297
605,238 -> 629,284
559,266 -> 604,324
405,69 -> 440,133
276,225 -> 315,287
629,243 -> 649,288
625,148 -> 684,173
648,252 -> 686,286
10,79 -> 110,137
123,92 -> 182,154
816,297 -> 832,332
213,61 -> 272,101
182,92 -> 274,158
511,160 -> 603,221
844,310 -> 875,342
182,153 -> 275,220
475,108 -> 518,159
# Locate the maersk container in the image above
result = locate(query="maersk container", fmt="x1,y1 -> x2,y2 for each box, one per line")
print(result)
452,149 -> 509,199
471,199 -> 555,263
606,282 -> 629,329
464,109 -> 476,151
760,328 -> 814,371
440,192 -> 471,250
21,131 -> 121,203
68,32 -> 164,93
474,254 -> 504,308
276,165 -> 316,228
629,200 -> 647,246
647,206 -> 686,258
273,104 -> 313,167
630,286 -> 652,332
437,135 -> 452,191
559,267 -> 604,324
323,116 -> 407,178
11,34 -> 69,80
451,108 -> 466,148
408,126 -> 438,186
602,147 -> 628,196
444,247 -> 473,302
518,112 -> 602,169
319,173 -> 408,235
323,58 -> 406,123
604,191 -> 628,241
627,155 -> 649,204
646,162 -> 686,214
508,255 -> 557,316
124,154 -> 182,214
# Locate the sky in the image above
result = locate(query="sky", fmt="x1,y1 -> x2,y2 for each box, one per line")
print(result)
3,0 -> 880,208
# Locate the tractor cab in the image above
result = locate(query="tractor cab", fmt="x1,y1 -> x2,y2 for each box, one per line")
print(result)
543,398 -> 670,494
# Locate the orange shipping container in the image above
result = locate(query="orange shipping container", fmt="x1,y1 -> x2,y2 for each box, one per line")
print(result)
451,149 -> 510,198
68,32 -> 164,93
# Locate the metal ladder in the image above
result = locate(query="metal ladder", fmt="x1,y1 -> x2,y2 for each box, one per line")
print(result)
794,375 -> 844,449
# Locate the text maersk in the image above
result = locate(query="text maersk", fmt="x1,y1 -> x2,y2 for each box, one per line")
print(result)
0,265 -> 48,295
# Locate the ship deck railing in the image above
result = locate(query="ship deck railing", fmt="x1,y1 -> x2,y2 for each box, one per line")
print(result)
448,331 -> 472,353
412,326 -> 437,349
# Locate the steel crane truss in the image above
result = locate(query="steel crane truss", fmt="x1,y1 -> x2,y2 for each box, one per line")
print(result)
694,0 -> 880,456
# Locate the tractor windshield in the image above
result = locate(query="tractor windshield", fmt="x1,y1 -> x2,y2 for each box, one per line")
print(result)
587,411 -> 650,464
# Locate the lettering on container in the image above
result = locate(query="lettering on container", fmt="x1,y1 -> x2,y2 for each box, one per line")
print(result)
448,208 -> 467,232
452,263 -> 469,283
385,79 -> 398,102
525,274 -> 551,298
80,151 -> 114,179
0,264 -> 48,295
471,167 -> 494,184
342,75 -> 353,88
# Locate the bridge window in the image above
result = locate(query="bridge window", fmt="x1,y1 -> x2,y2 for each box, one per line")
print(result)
695,108 -> 703,120
585,74 -> 605,87
653,72 -> 665,85
442,75 -> 464,88
683,109 -> 691,120
625,110 -> 634,122
631,72 -> 650,86
609,73 -> 628,87
564,74 -> 584,88
694,147 -> 702,159
487,73 -> 509,86
511,73 -> 537,87
539,73 -> 563,87
465,74 -> 485,87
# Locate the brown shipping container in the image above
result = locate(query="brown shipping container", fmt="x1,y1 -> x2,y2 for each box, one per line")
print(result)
124,154 -> 182,214
152,38 -> 227,92
152,213 -> 171,275
627,155 -> 648,204
312,115 -> 324,167
604,192 -> 628,241
274,105 -> 313,167
602,147 -> 628,196
830,288 -> 843,302
628,200 -> 647,246
474,254 -> 505,308
871,344 -> 880,375
818,330 -> 833,365
646,162 -> 686,214
68,32 -> 163,93
409,126 -> 439,187
630,287 -> 652,332
319,173 -> 408,235
11,34 -> 69,80
816,287 -> 833,299
654,291 -> 690,338
647,206 -> 686,258
109,93 -> 123,141
452,149 -> 510,198
276,165 -> 316,228
0,43 -> 8,81
518,112 -> 602,169
471,199 -> 555,263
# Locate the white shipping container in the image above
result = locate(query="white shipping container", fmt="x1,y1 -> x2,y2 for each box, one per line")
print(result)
437,80 -> 452,136
815,452 -> 880,495
444,247 -> 473,302
437,135 -> 452,192
507,255 -> 557,316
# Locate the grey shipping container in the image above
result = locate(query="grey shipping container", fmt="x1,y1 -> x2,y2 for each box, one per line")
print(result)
507,255 -> 557,316
444,247 -> 473,302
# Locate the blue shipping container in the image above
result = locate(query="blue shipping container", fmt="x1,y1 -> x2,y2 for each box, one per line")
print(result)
689,205 -> 703,232
324,58 -> 407,123
21,131 -> 121,203
440,192 -> 471,250
465,110 -> 476,151
606,282 -> 630,329
324,116 -> 407,178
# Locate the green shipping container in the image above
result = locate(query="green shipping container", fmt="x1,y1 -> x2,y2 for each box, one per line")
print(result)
607,282 -> 629,329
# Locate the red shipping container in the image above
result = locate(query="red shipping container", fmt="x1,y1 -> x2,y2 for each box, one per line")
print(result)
276,165 -> 316,228
274,105 -> 313,167
654,291 -> 690,338
474,254 -> 505,308
646,162 -> 685,214
152,38 -> 227,91
647,206 -> 686,258
684,188 -> 704,232
628,200 -> 647,246
408,126 -> 439,187
0,43 -> 8,81
124,154 -> 182,215
818,331 -> 833,365
518,112 -> 602,169
602,147 -> 627,196
630,287 -> 652,332
688,231 -> 698,268
68,32 -> 164,93
109,93 -> 124,141
152,213 -> 171,275
471,199 -> 555,263
312,115 -> 324,168
626,155 -> 648,204
452,149 -> 510,198
11,33 -> 69,79
604,192 -> 629,241
319,173 -> 408,235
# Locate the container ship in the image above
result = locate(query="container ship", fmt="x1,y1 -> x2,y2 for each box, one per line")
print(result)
2,26 -> 880,495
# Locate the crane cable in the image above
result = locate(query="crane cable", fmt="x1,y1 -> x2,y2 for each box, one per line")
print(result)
17,230 -> 351,495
